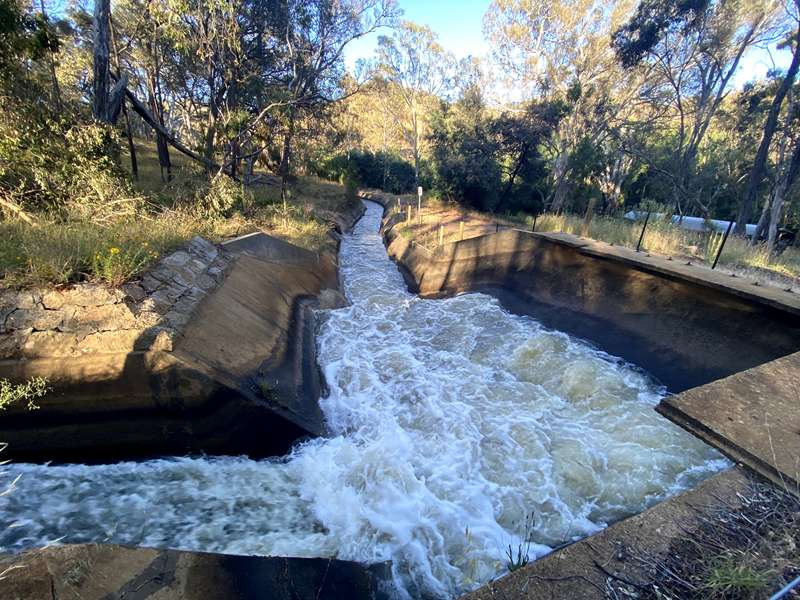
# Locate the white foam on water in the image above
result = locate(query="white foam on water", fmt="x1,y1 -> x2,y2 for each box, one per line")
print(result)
0,201 -> 727,598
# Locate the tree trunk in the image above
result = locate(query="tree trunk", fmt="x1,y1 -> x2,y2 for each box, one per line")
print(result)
411,107 -> 420,186
550,176 -> 571,214
280,106 -> 297,211
39,0 -> 62,112
548,151 -> 570,213
753,196 -> 771,243
736,19 -> 800,235
122,102 -> 138,180
203,71 -> 221,170
768,139 -> 800,257
122,86 -> 220,172
110,17 -> 136,178
92,0 -> 111,122
581,195 -> 599,236
766,182 -> 787,258
148,83 -> 171,182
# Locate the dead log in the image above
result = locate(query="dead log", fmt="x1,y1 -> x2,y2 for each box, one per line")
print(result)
92,0 -> 111,122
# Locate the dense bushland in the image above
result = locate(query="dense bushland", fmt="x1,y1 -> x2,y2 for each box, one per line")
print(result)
317,150 -> 421,195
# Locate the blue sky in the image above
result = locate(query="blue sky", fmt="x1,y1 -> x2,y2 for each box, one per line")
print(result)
344,0 -> 491,70
344,0 -> 792,89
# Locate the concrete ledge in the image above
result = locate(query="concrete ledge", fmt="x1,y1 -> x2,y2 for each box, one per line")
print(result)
0,543 -> 391,600
460,467 -> 750,600
658,351 -> 800,490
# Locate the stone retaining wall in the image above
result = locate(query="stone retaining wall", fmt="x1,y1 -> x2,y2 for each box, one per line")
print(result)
0,237 -> 229,362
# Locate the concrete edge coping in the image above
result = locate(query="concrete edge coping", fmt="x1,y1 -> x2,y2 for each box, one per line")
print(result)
459,466 -> 751,599
656,349 -> 800,493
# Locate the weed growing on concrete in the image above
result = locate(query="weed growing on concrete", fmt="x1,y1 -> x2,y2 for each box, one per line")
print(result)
505,512 -> 536,573
610,473 -> 800,599
704,555 -> 773,597
0,377 -> 48,410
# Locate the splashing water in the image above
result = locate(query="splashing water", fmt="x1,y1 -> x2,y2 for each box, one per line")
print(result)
0,201 -> 725,598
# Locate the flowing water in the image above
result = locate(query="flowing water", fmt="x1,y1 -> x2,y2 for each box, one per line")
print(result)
0,201 -> 726,598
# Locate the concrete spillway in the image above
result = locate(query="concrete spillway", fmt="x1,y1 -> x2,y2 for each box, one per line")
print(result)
0,201 -> 725,599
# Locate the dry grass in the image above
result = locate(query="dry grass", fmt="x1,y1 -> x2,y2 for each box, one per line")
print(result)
609,474 -> 800,600
0,142 -> 353,288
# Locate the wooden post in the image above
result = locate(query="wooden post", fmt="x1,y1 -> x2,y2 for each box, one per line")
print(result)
459,220 -> 464,241
407,204 -> 412,222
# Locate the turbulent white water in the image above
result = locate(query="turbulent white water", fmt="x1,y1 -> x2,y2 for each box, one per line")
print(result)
0,201 -> 726,598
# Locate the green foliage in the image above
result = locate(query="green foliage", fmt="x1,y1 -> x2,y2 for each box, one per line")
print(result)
504,512 -> 536,573
490,103 -> 558,214
343,174 -> 359,201
318,150 -> 418,194
0,0 -> 59,76
0,96 -> 139,222
428,90 -> 502,211
0,377 -> 48,410
193,174 -> 244,220
703,555 -> 771,598
90,242 -> 160,287
612,0 -> 711,67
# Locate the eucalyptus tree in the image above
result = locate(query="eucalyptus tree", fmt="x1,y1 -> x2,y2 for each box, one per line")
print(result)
484,0 -> 638,213
428,85 -> 502,210
737,0 -> 800,234
376,20 -> 455,186
613,0 -> 783,217
263,0 -> 399,201
88,0 -> 397,186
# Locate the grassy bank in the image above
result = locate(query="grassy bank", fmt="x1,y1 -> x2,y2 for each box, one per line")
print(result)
0,140 -> 355,288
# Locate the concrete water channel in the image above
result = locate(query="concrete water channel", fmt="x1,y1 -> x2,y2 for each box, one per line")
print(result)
0,198 -> 799,599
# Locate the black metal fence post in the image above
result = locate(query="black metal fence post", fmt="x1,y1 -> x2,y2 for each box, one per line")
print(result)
712,219 -> 735,270
532,214 -> 537,232
636,211 -> 651,252
496,222 -> 500,233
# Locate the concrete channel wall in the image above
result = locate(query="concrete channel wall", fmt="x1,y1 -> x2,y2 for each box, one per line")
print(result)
0,543 -> 392,600
0,201 -> 365,463
373,196 -> 800,393
0,200 -> 400,600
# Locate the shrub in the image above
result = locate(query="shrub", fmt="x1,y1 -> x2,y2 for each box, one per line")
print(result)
193,174 -> 244,220
0,97 -> 140,224
318,150 -> 417,194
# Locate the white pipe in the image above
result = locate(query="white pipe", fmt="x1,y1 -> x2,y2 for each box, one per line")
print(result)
623,211 -> 758,237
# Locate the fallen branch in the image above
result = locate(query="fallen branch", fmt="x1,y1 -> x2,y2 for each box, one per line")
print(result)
0,195 -> 38,226
118,83 -> 224,174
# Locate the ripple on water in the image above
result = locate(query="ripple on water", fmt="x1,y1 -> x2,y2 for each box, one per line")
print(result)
0,201 -> 727,599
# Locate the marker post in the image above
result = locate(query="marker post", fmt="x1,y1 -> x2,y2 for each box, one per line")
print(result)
417,186 -> 423,224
